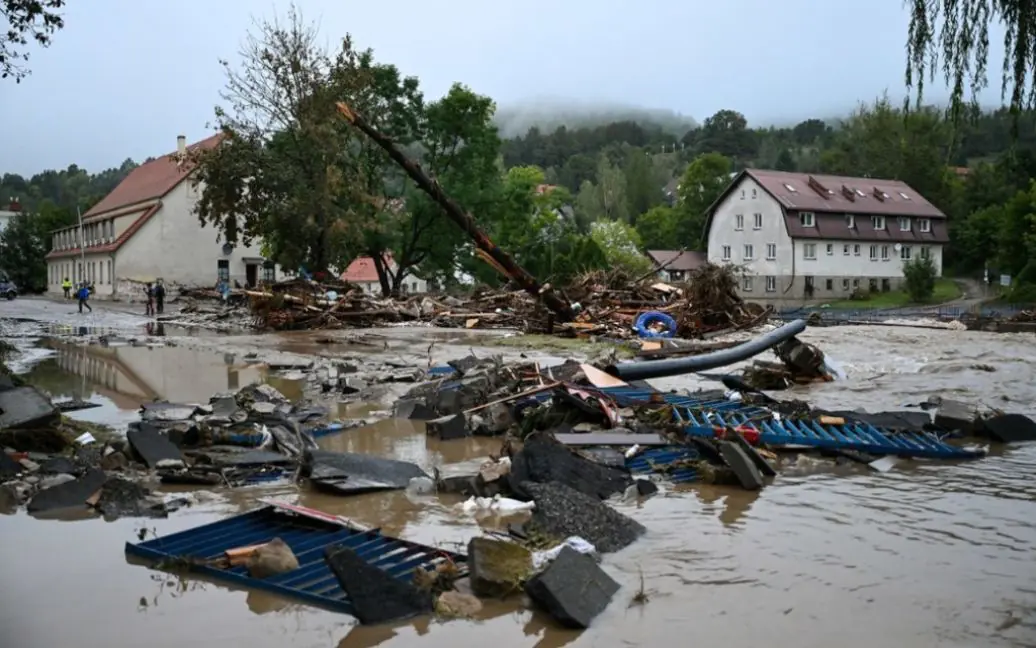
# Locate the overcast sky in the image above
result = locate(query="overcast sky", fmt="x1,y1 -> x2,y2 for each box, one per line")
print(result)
1,0 -> 1007,175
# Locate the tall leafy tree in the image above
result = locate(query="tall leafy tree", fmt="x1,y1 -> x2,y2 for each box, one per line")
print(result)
0,213 -> 47,291
674,152 -> 732,249
1,0 -> 65,82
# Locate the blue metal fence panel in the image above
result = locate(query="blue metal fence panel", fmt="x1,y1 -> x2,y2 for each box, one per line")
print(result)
625,446 -> 699,483
125,505 -> 467,616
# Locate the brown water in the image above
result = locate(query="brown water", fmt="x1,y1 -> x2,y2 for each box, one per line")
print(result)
2,325 -> 1036,648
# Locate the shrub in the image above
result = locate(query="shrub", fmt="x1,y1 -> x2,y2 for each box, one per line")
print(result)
903,256 -> 937,302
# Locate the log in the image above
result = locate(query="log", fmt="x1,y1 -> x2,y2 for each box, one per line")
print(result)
335,101 -> 574,322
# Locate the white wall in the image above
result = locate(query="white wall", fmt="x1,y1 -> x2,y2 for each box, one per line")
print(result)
355,275 -> 428,295
793,240 -> 944,277
706,175 -> 794,274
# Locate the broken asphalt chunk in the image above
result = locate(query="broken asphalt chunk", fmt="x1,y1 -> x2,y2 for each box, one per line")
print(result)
0,386 -> 60,430
525,546 -> 619,629
324,544 -> 433,625
523,481 -> 645,554
126,423 -> 185,469
978,413 -> 1036,443
27,467 -> 107,514
468,537 -> 533,598
932,398 -> 978,434
140,401 -> 198,422
426,414 -> 467,440
717,440 -> 765,490
392,399 -> 436,421
303,449 -> 429,495
509,434 -> 632,500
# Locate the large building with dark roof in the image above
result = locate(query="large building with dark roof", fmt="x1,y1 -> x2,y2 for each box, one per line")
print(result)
704,169 -> 948,303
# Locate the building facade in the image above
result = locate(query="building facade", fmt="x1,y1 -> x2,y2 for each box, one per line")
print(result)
340,254 -> 428,295
46,135 -> 279,298
704,169 -> 948,305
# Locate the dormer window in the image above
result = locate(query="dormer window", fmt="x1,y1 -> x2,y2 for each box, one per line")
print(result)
919,218 -> 931,233
872,215 -> 886,230
846,214 -> 855,229
800,211 -> 815,227
783,183 -> 798,192
899,217 -> 911,231
898,191 -> 911,200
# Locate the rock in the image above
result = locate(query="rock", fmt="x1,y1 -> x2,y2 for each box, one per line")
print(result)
0,386 -> 60,430
468,537 -> 533,598
717,441 -> 765,491
524,546 -> 619,629
393,399 -> 436,421
27,467 -> 107,514
99,451 -> 129,471
337,376 -> 366,394
406,476 -> 435,495
478,458 -> 510,483
426,414 -> 467,441
18,458 -> 39,472
0,483 -> 19,513
95,477 -> 167,520
38,456 -> 76,475
247,384 -> 289,404
508,434 -> 632,500
246,538 -> 299,578
0,451 -> 22,479
140,402 -> 197,422
249,401 -> 278,416
477,403 -> 514,436
435,591 -> 482,619
2,480 -> 32,505
978,413 -> 1036,443
524,481 -> 645,554
324,544 -> 433,625
126,423 -> 184,469
447,355 -> 481,376
932,399 -> 978,434
304,449 -> 429,496
634,479 -> 658,497
38,473 -> 76,490
209,396 -> 239,418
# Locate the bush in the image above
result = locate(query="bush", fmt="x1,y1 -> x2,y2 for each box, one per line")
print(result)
903,256 -> 937,302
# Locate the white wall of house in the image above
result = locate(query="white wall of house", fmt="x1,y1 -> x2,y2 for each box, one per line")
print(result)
47,178 -> 281,298
707,175 -> 945,303
354,274 -> 428,295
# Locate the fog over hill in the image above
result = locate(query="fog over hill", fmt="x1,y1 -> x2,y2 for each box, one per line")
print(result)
493,98 -> 699,138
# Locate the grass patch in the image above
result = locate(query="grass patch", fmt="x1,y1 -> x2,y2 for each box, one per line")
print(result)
824,277 -> 961,310
481,334 -> 635,358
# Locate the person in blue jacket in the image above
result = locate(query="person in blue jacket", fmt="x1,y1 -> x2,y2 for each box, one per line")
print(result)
76,283 -> 92,314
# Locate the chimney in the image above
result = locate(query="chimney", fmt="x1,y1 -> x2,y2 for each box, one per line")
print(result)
176,135 -> 186,155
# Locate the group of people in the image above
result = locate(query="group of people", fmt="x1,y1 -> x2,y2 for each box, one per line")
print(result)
59,275 -> 165,316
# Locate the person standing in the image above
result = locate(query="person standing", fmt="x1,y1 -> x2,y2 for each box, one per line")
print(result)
61,277 -> 72,299
144,283 -> 154,317
76,283 -> 92,313
154,280 -> 166,314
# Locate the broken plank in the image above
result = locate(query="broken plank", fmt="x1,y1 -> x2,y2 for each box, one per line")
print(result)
555,433 -> 668,446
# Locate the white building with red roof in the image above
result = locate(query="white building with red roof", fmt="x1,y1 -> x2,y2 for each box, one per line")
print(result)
45,134 -> 280,298
340,253 -> 427,295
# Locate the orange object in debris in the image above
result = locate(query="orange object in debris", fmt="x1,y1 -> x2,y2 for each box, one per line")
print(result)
715,425 -> 760,445
226,543 -> 268,566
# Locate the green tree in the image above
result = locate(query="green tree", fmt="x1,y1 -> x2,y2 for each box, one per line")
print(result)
694,109 -> 757,159
903,256 -> 938,302
635,205 -> 680,249
774,148 -> 796,171
1,0 -> 65,82
623,148 -> 656,219
589,220 -> 652,275
0,212 -> 47,291
675,152 -> 732,249
906,0 -> 1036,116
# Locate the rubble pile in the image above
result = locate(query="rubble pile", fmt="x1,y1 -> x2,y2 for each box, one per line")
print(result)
180,263 -> 769,338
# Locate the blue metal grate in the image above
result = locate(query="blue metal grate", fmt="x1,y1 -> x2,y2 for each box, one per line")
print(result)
125,505 -> 466,616
626,446 -> 700,483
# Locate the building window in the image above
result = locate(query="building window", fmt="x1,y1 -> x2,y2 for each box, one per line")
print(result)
826,243 -> 833,255
753,213 -> 762,229
881,245 -> 889,260
743,244 -> 754,260
99,262 -> 104,285
740,190 -> 745,200
765,276 -> 776,292
842,278 -> 850,291
217,260 -> 230,282
742,276 -> 753,291
108,260 -> 112,284
870,245 -> 878,260
853,244 -> 861,256
411,282 -> 418,292
766,243 -> 776,260
920,218 -> 931,232
262,261 -> 276,282
803,243 -> 817,260
800,212 -> 815,227
920,246 -> 930,259
825,279 -> 834,291
899,191 -> 911,200
843,244 -> 850,255
899,217 -> 911,231
734,214 -> 744,230
872,215 -> 886,230
853,278 -> 860,289
900,245 -> 912,260
721,245 -> 731,260
846,214 -> 855,229
751,189 -> 757,198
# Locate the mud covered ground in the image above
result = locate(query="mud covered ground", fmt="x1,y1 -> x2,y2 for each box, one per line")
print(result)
1,298 -> 1035,648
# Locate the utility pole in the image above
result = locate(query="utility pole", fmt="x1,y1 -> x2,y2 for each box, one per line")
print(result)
77,206 -> 86,286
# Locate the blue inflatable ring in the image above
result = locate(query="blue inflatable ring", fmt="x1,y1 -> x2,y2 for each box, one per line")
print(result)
634,311 -> 677,338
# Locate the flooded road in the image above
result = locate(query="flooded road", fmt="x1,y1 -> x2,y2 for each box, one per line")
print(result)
1,300 -> 1035,648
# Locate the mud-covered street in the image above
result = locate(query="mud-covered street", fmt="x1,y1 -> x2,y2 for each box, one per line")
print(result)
1,298 -> 1035,648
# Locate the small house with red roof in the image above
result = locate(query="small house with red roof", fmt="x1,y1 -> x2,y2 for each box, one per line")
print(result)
46,134 -> 280,298
340,253 -> 428,295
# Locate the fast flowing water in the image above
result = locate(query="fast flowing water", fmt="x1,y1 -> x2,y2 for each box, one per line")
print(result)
1,305 -> 1035,648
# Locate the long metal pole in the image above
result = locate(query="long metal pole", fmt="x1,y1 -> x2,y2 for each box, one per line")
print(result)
77,206 -> 86,286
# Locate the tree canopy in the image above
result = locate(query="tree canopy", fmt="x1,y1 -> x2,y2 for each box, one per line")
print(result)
1,0 -> 65,81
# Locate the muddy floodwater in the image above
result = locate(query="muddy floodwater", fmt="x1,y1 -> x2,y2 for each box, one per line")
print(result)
2,303 -> 1035,648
